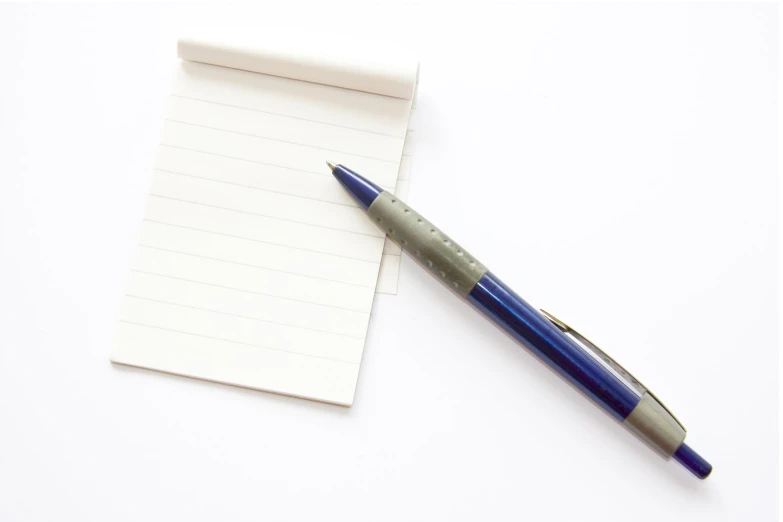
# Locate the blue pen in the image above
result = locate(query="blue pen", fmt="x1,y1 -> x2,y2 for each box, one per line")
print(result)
327,162 -> 712,480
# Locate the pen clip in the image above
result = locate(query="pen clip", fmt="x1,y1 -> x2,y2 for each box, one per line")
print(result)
540,309 -> 685,433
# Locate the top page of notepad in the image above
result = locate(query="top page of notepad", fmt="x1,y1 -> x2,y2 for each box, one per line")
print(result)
110,33 -> 418,405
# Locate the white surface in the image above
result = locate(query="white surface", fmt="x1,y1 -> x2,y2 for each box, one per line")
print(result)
111,38 -> 415,405
0,3 -> 777,521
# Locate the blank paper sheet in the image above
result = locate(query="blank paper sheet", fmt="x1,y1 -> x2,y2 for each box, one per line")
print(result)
111,35 -> 418,405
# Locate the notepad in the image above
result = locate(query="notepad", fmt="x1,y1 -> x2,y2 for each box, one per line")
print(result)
111,33 -> 418,405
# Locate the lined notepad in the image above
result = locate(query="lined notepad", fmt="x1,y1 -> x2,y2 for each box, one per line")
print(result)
111,34 -> 418,405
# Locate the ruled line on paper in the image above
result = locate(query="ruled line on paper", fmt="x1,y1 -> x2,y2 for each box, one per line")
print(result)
124,295 -> 366,340
154,169 -> 358,208
118,321 -> 361,365
141,220 -> 382,264
158,144 -> 327,176
121,293 -> 366,359
130,270 -> 374,314
147,194 -> 386,239
150,169 -> 381,238
165,119 -> 400,164
170,94 -> 407,139
138,221 -> 380,285
142,198 -> 385,262
125,269 -> 372,339
156,145 -> 396,191
136,245 -> 377,289
134,246 -> 376,310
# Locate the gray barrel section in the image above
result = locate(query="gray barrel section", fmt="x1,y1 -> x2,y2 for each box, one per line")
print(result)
623,392 -> 687,458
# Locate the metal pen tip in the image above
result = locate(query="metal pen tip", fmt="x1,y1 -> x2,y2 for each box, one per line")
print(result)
326,161 -> 337,172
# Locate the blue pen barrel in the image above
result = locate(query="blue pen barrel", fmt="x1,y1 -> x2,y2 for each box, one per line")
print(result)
467,272 -> 640,420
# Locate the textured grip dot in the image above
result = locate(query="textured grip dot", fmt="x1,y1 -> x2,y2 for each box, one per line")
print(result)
367,192 -> 487,297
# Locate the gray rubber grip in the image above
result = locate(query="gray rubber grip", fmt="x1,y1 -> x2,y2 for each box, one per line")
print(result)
367,192 -> 488,298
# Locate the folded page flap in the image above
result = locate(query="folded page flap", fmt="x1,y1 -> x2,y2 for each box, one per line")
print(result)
178,32 -> 419,100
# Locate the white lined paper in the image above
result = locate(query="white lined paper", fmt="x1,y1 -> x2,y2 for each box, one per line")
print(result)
149,170 -> 381,236
125,271 -> 370,337
142,197 -> 385,261
138,221 -> 380,285
112,37 -> 417,405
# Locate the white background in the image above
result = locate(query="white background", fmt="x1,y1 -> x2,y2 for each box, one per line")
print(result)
0,3 -> 777,521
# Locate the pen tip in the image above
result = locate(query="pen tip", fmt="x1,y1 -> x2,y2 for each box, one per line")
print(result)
326,161 -> 337,172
